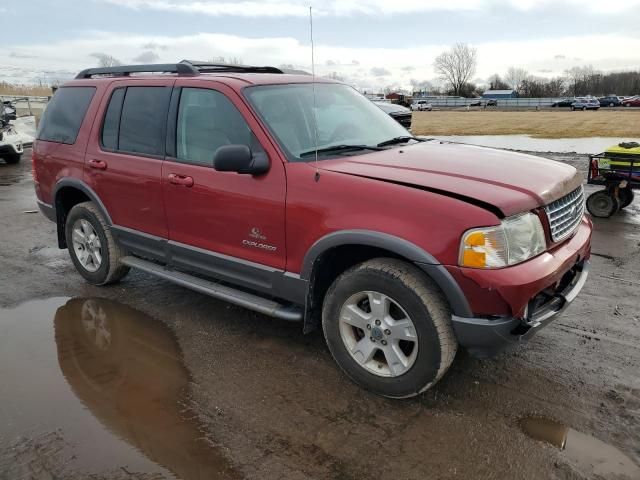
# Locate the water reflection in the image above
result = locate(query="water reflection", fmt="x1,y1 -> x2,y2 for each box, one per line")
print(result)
0,297 -> 238,479
520,416 -> 640,478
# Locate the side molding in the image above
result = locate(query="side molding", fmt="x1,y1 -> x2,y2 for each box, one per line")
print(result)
301,230 -> 473,318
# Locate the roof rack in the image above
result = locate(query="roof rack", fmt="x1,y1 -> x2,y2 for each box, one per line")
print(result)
179,60 -> 283,74
75,60 -> 283,79
75,63 -> 198,79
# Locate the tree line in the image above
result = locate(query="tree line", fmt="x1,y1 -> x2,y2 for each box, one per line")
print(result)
431,43 -> 640,98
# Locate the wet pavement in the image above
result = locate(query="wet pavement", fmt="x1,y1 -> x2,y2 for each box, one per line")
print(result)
1,151 -> 639,479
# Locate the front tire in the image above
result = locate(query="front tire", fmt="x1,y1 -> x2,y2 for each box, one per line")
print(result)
65,201 -> 130,285
322,258 -> 457,398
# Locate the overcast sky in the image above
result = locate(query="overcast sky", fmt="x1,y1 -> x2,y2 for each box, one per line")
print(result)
2,0 -> 640,90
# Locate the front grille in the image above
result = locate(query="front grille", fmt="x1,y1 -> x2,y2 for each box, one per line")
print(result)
545,186 -> 585,242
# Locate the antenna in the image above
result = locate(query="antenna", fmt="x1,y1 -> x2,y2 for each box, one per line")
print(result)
309,6 -> 320,181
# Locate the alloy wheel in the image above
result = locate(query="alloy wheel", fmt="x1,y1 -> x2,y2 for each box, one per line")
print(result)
338,291 -> 418,377
72,219 -> 103,273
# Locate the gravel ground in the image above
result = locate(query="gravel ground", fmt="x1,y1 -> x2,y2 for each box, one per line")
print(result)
0,149 -> 638,480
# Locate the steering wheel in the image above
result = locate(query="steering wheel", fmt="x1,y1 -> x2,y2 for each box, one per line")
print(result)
329,123 -> 361,143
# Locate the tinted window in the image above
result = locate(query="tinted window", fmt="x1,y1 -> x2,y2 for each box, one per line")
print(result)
119,87 -> 170,156
37,87 -> 95,144
176,88 -> 255,164
101,88 -> 125,150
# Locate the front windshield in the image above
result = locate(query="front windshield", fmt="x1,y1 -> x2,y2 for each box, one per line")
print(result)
244,83 -> 410,162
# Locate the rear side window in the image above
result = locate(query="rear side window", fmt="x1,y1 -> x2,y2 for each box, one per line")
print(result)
101,88 -> 125,150
118,87 -> 170,156
37,87 -> 95,144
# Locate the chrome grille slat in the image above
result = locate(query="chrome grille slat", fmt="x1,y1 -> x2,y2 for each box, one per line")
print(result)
545,186 -> 585,242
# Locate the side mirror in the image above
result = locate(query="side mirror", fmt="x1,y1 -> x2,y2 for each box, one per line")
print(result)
213,145 -> 269,175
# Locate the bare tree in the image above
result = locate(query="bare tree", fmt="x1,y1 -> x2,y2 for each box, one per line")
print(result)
433,43 -> 477,96
487,74 -> 510,90
504,67 -> 529,92
209,56 -> 244,65
90,53 -> 122,67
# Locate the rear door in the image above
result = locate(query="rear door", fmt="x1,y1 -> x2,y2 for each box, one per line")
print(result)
85,80 -> 173,259
161,80 -> 287,291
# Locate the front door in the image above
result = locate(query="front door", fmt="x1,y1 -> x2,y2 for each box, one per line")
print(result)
161,81 -> 287,292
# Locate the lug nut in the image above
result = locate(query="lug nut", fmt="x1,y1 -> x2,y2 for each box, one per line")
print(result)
375,319 -> 381,326
384,329 -> 391,335
366,324 -> 371,330
381,340 -> 387,346
370,336 -> 375,342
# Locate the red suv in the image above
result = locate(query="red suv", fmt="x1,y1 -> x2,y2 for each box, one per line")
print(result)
33,61 -> 591,398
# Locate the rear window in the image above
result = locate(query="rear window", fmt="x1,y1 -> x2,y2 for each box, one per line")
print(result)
36,87 -> 96,144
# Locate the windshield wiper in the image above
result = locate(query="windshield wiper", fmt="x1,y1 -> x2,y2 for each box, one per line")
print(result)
299,144 -> 383,158
376,136 -> 423,147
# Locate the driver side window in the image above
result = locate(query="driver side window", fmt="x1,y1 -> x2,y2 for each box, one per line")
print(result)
176,88 -> 259,165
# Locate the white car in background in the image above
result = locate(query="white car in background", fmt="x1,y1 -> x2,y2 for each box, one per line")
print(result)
0,101 -> 35,164
411,100 -> 433,111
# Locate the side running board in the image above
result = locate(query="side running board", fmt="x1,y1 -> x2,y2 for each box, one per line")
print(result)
121,256 -> 303,322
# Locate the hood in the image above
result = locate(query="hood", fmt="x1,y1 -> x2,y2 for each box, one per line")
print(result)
373,102 -> 410,114
319,141 -> 583,217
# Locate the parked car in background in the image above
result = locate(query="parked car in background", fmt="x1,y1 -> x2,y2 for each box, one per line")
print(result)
571,98 -> 600,111
551,98 -> 575,107
598,95 -> 621,107
0,101 -> 24,164
32,61 -> 592,398
373,101 -> 412,129
469,99 -> 497,107
622,96 -> 640,107
411,100 -> 432,111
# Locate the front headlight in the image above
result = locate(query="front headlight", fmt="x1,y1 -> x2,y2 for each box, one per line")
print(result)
459,213 -> 546,269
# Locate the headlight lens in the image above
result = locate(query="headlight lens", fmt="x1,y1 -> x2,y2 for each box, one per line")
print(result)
459,213 -> 546,269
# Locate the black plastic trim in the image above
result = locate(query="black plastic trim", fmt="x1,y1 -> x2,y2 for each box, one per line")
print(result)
108,225 -> 307,305
111,225 -> 169,262
53,178 -> 113,225
37,200 -> 56,222
301,229 -> 472,318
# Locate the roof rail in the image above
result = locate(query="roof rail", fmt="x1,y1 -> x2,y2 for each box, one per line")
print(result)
75,63 -> 198,79
75,61 -> 283,80
180,60 -> 283,74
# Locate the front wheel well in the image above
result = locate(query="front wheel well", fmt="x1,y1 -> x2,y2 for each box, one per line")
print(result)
54,187 -> 91,248
305,245 -> 404,333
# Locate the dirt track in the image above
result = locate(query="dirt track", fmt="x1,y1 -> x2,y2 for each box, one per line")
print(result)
0,150 -> 639,480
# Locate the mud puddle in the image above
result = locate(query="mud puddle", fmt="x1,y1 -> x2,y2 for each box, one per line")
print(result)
431,135 -> 640,154
520,416 -> 640,479
0,297 -> 238,479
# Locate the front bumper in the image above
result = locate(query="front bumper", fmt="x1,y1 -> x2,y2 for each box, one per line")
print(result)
447,216 -> 592,358
451,260 -> 589,357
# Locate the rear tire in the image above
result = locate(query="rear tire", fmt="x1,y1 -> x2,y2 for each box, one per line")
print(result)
586,190 -> 620,218
65,201 -> 130,285
2,153 -> 21,164
322,258 -> 457,398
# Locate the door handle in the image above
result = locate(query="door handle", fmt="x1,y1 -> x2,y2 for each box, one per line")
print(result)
168,173 -> 194,187
88,159 -> 107,170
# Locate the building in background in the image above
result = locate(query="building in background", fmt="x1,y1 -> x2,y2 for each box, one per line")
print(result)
482,89 -> 518,99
